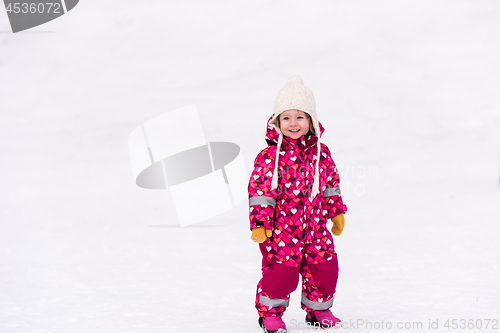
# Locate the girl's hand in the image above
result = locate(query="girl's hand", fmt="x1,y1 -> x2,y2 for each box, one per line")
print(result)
331,214 -> 345,236
250,227 -> 272,243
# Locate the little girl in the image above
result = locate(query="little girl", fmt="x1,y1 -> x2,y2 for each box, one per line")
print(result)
248,76 -> 347,333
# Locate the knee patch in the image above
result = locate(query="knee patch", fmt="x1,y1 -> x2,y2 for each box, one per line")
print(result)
261,263 -> 300,299
308,257 -> 339,296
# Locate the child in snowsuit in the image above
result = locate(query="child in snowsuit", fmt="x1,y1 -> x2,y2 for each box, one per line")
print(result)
248,76 -> 347,333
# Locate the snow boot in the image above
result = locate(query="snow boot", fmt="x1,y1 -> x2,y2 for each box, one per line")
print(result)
258,316 -> 287,333
305,310 -> 341,329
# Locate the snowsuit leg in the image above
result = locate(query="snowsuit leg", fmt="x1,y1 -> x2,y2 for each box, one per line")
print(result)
300,237 -> 339,315
255,242 -> 300,317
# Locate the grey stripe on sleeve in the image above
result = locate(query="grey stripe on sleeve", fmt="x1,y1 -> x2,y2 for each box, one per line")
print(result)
249,196 -> 276,207
323,186 -> 341,197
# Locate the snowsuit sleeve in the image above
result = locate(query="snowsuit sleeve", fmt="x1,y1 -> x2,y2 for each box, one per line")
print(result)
248,147 -> 278,230
322,144 -> 347,218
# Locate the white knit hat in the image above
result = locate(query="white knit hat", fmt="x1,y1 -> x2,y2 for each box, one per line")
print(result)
268,75 -> 322,197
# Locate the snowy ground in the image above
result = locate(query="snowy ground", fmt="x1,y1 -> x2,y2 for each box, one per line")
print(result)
1,1 -> 500,332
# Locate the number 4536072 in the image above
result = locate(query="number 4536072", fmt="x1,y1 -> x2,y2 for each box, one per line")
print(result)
6,3 -> 62,14
444,319 -> 498,330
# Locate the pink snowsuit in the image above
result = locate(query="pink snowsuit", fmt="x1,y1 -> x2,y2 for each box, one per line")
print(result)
248,115 -> 347,317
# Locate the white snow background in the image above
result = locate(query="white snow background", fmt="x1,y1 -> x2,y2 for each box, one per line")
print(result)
1,1 -> 500,332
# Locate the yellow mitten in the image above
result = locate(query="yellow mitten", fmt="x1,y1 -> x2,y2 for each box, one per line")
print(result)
250,227 -> 272,243
331,214 -> 345,236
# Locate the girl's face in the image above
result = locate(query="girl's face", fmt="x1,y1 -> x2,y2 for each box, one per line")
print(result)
279,109 -> 311,139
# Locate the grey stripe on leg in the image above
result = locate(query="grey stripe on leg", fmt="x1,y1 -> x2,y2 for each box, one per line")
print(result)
301,293 -> 334,310
259,295 -> 290,308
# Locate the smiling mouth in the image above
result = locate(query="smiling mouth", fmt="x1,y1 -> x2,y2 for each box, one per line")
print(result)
290,129 -> 300,132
